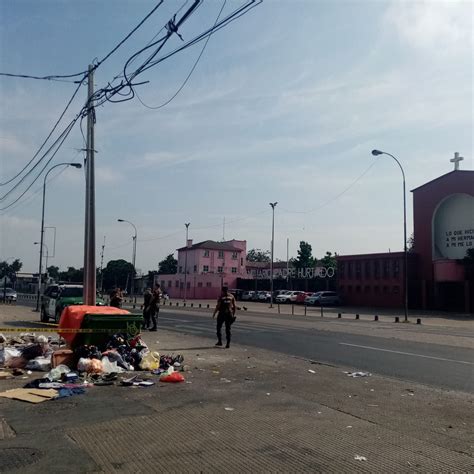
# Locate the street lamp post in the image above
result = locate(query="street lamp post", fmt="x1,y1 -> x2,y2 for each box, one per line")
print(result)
35,162 -> 82,311
269,202 -> 278,308
371,149 -> 408,322
184,223 -> 190,301
117,219 -> 137,300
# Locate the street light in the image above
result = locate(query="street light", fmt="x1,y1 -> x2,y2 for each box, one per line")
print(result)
117,219 -> 137,300
371,149 -> 408,322
36,162 -> 82,311
34,242 -> 49,271
269,202 -> 278,308
184,223 -> 190,301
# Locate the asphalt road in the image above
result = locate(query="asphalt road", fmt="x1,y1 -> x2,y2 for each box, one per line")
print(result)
153,308 -> 474,393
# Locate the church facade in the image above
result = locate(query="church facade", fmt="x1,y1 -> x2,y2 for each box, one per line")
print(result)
337,163 -> 473,313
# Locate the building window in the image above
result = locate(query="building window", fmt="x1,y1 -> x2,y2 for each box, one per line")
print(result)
231,267 -> 237,273
175,281 -> 179,288
374,261 -> 380,279
180,282 -> 184,289
218,250 -> 224,258
187,282 -> 190,289
161,280 -> 165,288
206,282 -> 212,288
217,266 -> 223,273
364,285 -> 370,293
203,265 -> 209,272
393,260 -> 400,278
168,281 -> 172,288
197,282 -> 203,288
193,265 -> 197,273
203,250 -> 210,257
338,262 -> 345,279
383,260 -> 390,279
179,266 -> 182,273
241,258 -> 243,266
393,285 -> 400,294
364,261 -> 371,278
347,262 -> 353,279
232,252 -> 238,259
355,262 -> 361,280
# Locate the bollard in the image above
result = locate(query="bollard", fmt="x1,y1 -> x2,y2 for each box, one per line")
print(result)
338,313 -> 341,319
417,318 -> 421,325
304,304 -> 307,316
133,304 -> 136,309
191,303 -> 193,307
278,303 -> 280,314
292,304 -> 294,316
183,303 -> 186,307
199,303 -> 201,308
355,314 -> 359,320
395,316 -> 400,323
176,302 -> 179,306
207,304 -> 210,309
374,315 -> 379,321
169,302 -> 172,306
320,305 -> 323,318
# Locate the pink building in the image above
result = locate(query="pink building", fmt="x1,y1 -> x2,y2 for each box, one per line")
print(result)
156,239 -> 248,299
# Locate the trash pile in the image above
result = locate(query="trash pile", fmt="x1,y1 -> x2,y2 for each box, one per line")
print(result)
0,331 -> 186,404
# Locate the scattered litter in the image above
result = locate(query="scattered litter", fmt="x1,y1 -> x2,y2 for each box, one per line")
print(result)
370,389 -> 375,392
317,411 -> 322,414
0,388 -> 58,404
346,426 -> 352,429
224,407 -> 235,411
354,455 -> 367,461
220,378 -> 231,383
212,370 -> 220,374
266,393 -> 271,396
0,371 -> 13,380
367,404 -> 379,407
308,369 -> 316,374
346,372 -> 371,377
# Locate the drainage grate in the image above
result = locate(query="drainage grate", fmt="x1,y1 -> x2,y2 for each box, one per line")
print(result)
0,448 -> 41,471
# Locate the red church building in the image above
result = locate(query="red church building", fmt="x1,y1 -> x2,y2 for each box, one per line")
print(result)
337,166 -> 473,313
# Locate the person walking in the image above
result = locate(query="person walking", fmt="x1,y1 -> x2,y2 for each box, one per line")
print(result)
148,284 -> 161,332
142,288 -> 152,329
110,287 -> 123,308
213,286 -> 236,348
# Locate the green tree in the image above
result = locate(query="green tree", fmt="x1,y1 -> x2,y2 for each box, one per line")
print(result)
47,265 -> 60,280
295,241 -> 314,268
59,267 -> 83,283
318,251 -> 337,269
158,254 -> 178,274
246,249 -> 270,262
0,259 -> 22,279
102,259 -> 134,291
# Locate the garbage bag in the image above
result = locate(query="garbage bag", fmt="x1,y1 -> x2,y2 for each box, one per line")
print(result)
139,351 -> 160,371
46,364 -> 71,381
160,372 -> 185,383
26,357 -> 52,372
77,358 -> 92,373
101,356 -> 124,374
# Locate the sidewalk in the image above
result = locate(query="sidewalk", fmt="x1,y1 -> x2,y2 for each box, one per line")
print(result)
0,306 -> 473,472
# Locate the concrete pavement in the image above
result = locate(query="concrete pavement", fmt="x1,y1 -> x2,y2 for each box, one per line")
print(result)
0,304 -> 473,472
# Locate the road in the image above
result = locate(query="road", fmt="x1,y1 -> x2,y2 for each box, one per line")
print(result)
153,307 -> 474,393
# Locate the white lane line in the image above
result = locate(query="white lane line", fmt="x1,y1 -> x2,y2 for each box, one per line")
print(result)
339,342 -> 474,365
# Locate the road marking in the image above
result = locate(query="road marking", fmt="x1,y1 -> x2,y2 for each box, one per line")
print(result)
339,342 -> 474,365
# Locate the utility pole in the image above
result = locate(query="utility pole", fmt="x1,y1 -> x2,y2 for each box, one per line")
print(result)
83,65 -> 96,305
269,202 -> 278,307
286,237 -> 289,288
99,236 -> 106,294
184,223 -> 190,301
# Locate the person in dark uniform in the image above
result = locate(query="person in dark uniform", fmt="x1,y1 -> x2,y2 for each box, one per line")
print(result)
142,288 -> 152,329
213,286 -> 236,348
148,284 -> 161,332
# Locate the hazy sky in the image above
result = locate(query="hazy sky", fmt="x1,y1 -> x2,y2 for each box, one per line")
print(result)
1,0 -> 472,274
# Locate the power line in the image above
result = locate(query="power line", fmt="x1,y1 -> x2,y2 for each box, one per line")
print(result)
136,0 -> 227,110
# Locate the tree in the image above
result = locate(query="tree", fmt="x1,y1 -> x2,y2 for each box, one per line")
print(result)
102,259 -> 134,292
318,251 -> 337,270
295,241 -> 314,268
246,249 -> 270,262
58,266 -> 83,283
158,254 -> 178,274
47,265 -> 60,280
0,259 -> 22,279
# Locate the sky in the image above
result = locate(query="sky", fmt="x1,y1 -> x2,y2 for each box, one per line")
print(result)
0,0 -> 472,275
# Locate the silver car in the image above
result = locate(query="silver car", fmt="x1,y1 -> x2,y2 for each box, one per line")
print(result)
2,287 -> 17,302
305,291 -> 341,306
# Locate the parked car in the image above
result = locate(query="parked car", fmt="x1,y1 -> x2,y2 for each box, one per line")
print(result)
257,291 -> 272,302
41,284 -> 105,323
2,287 -> 17,302
229,289 -> 243,300
305,291 -> 341,306
275,291 -> 304,303
295,292 -> 313,304
241,291 -> 255,301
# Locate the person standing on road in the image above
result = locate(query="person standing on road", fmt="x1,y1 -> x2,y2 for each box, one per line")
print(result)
213,286 -> 236,348
148,284 -> 161,332
142,288 -> 152,329
110,287 -> 123,308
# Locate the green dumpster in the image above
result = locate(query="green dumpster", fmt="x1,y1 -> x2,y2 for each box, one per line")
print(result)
77,313 -> 143,348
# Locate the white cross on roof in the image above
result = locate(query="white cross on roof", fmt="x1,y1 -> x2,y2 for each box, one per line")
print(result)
450,152 -> 464,171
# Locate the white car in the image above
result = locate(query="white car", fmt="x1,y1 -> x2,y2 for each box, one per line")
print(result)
305,291 -> 341,306
241,291 -> 255,301
275,291 -> 303,303
257,291 -> 271,302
